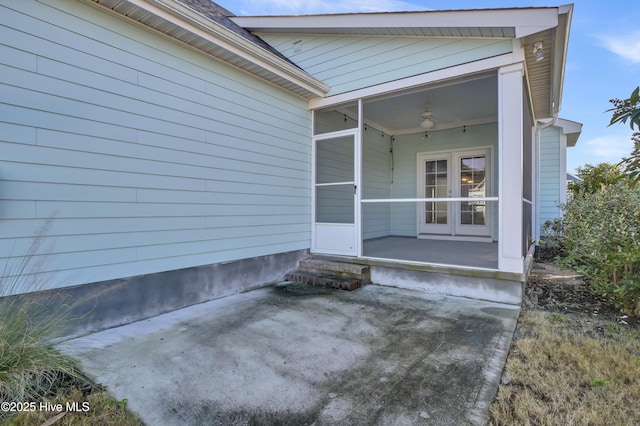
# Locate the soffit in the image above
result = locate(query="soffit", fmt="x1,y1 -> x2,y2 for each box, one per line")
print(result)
524,29 -> 554,120
524,5 -> 571,121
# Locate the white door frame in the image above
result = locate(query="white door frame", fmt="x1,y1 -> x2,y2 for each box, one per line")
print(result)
311,128 -> 361,256
417,147 -> 493,240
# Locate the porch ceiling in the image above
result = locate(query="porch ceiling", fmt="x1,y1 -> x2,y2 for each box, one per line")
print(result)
340,73 -> 498,135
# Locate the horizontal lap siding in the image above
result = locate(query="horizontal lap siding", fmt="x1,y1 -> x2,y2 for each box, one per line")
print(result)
261,34 -> 512,96
0,0 -> 311,291
362,127 -> 392,239
539,127 -> 562,227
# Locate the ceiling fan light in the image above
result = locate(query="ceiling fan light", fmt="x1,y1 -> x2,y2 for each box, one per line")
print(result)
420,111 -> 433,119
420,118 -> 434,129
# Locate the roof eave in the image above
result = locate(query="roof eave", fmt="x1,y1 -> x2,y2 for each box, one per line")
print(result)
523,4 -> 573,121
551,4 -> 573,116
231,7 -> 560,38
556,118 -> 583,147
83,0 -> 329,99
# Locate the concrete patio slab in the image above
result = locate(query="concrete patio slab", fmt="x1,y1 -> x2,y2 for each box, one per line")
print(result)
61,283 -> 519,425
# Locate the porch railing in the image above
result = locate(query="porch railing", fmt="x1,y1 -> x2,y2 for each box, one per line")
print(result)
361,197 -> 499,204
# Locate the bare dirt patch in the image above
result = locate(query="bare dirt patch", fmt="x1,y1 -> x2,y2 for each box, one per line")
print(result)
527,261 -> 623,318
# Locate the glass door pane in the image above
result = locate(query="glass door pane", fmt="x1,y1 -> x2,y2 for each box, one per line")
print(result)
425,159 -> 448,224
459,156 -> 486,226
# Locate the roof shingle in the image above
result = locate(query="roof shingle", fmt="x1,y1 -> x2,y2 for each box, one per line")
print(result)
176,0 -> 295,65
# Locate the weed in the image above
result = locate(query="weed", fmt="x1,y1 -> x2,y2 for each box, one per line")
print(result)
549,312 -> 567,323
104,396 -> 129,410
591,377 -> 611,387
607,323 -> 620,333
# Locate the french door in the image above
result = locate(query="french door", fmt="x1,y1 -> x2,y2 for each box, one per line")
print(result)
417,149 -> 491,238
312,130 -> 359,256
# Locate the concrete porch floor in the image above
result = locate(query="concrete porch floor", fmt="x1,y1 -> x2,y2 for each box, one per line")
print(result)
61,283 -> 518,425
363,236 -> 499,269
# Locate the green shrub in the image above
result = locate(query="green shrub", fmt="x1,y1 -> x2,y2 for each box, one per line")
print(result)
568,162 -> 625,198
561,180 -> 640,316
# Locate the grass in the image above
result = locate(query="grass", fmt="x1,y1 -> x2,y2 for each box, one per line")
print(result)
0,326 -> 82,403
489,309 -> 640,425
2,387 -> 144,426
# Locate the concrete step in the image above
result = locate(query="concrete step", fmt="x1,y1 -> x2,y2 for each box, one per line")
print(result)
284,271 -> 363,292
298,258 -> 370,282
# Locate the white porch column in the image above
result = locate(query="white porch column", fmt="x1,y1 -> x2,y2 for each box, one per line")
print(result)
498,63 -> 525,274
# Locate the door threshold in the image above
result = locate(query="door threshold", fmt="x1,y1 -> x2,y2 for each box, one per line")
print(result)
417,234 -> 493,243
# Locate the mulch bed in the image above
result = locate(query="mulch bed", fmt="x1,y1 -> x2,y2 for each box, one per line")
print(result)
527,262 -> 622,317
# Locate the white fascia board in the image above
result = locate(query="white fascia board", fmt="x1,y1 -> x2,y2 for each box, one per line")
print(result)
540,118 -> 583,136
555,118 -> 582,147
555,118 -> 583,136
96,0 -> 328,96
551,4 -> 574,115
309,53 -> 514,110
232,8 -> 558,38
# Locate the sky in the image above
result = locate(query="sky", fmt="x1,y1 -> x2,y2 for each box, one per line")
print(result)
214,0 -> 640,173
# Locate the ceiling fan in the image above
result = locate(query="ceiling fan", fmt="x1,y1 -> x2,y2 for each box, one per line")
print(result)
420,105 -> 435,129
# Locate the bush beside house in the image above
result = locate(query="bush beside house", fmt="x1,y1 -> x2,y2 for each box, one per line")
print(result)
561,179 -> 640,316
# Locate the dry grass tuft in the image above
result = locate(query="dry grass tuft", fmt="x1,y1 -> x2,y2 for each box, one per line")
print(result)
0,224 -> 86,408
1,225 -> 142,425
489,310 -> 640,425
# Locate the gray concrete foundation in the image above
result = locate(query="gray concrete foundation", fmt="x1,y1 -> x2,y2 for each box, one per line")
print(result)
371,265 -> 524,305
27,249 -> 308,337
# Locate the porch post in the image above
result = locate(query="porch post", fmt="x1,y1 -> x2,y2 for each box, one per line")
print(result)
498,63 -> 525,274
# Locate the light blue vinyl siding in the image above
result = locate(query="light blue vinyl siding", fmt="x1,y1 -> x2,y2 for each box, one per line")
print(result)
362,127 -> 392,239
539,126 -> 562,229
260,34 -> 512,96
0,0 -> 311,291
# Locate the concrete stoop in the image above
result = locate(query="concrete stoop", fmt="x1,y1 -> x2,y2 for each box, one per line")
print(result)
284,258 -> 371,291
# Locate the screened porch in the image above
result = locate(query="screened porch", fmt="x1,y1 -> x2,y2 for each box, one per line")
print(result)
312,70 -> 533,275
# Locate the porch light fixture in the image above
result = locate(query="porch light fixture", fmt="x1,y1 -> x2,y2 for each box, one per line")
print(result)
533,41 -> 544,61
420,107 -> 435,129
